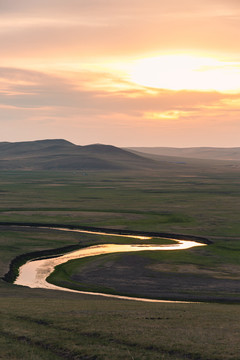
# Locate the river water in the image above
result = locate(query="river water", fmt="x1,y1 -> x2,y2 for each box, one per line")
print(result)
14,228 -> 206,303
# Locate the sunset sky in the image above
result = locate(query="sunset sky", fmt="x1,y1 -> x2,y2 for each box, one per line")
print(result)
1,0 -> 240,146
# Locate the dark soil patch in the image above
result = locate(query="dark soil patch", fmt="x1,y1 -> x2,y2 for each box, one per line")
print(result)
71,253 -> 240,302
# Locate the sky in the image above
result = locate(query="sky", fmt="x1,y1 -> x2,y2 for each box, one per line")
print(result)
1,0 -> 240,147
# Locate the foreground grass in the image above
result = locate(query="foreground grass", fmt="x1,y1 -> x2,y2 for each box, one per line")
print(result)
1,285 -> 240,360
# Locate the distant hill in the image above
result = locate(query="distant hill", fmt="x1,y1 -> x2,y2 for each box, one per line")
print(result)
1,139 -> 239,172
0,139 -> 158,171
127,147 -> 240,161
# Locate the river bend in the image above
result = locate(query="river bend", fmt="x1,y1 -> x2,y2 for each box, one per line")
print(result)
14,227 -> 206,303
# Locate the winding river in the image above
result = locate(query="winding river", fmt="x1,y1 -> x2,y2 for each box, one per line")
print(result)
14,227 -> 206,303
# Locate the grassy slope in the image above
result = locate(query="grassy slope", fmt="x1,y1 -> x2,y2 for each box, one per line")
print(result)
0,164 -> 240,358
1,287 -> 240,360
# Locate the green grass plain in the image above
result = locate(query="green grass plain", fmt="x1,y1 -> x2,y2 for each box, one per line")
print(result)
0,163 -> 240,359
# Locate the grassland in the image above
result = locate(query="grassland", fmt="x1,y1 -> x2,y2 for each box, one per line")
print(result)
0,162 -> 240,359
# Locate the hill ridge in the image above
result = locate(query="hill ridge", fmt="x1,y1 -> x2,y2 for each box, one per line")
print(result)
0,139 -> 157,171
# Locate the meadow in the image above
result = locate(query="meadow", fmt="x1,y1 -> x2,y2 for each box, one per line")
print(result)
0,162 -> 240,359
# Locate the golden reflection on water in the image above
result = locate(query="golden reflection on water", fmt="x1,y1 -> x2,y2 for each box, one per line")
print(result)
14,228 -> 206,303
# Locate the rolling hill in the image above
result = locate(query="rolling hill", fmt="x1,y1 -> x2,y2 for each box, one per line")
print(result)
0,139 -> 159,171
1,139 -> 239,173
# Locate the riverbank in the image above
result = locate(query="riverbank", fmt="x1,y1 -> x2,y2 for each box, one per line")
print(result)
3,223 -> 240,303
0,221 -> 212,244
2,222 -> 210,284
14,237 -> 205,303
2,223 -> 214,303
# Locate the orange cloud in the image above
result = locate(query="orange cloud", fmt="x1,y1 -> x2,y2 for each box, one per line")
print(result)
0,0 -> 240,145
0,66 -> 239,146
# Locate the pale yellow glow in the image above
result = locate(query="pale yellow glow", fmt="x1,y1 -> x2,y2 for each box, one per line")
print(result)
128,55 -> 240,93
145,111 -> 190,120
